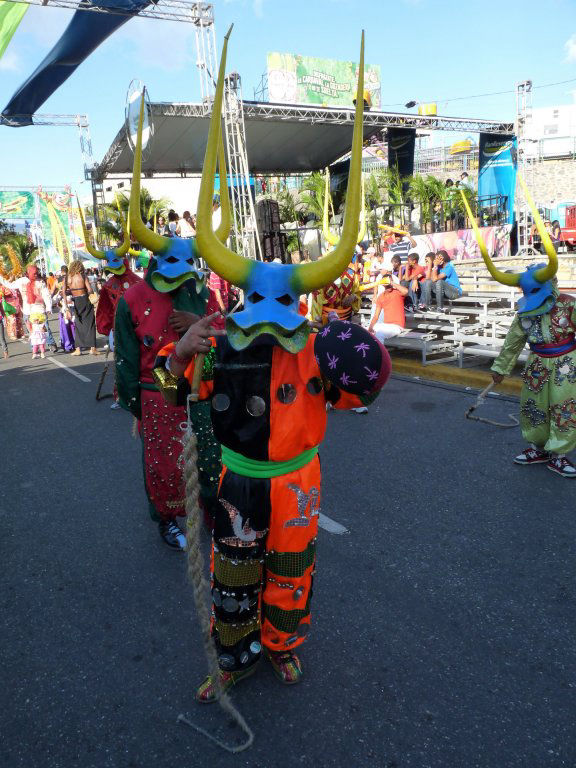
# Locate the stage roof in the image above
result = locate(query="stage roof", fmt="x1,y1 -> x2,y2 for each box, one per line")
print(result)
93,101 -> 514,181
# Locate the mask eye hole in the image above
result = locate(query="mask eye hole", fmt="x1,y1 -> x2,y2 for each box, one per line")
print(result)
165,256 -> 179,264
186,258 -> 195,266
248,292 -> 265,304
276,294 -> 294,306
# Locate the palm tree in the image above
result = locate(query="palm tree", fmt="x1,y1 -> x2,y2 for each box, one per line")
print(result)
0,234 -> 38,277
85,188 -> 172,243
407,174 -> 433,232
298,172 -> 326,222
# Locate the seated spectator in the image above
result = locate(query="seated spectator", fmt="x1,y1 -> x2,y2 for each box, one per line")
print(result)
419,250 -> 462,311
368,279 -> 408,343
400,252 -> 426,311
385,230 -> 417,269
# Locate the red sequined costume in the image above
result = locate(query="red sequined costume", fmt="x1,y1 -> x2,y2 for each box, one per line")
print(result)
95,265 -> 142,338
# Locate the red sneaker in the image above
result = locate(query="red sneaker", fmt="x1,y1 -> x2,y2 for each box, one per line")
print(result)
513,447 -> 550,465
547,456 -> 576,478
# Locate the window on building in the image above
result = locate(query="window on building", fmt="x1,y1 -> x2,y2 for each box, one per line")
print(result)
544,125 -> 558,136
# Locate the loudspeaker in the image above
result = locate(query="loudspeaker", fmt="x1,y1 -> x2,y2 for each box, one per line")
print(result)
257,199 -> 281,233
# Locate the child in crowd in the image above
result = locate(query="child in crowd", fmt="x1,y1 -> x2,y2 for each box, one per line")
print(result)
30,313 -> 47,359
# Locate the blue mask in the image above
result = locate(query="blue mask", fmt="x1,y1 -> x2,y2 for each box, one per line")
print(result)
151,237 -> 204,294
103,250 -> 127,275
226,261 -> 309,353
517,264 -> 555,316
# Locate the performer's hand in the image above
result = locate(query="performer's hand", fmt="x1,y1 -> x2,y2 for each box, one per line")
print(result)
168,310 -> 200,334
492,372 -> 504,385
174,313 -> 224,360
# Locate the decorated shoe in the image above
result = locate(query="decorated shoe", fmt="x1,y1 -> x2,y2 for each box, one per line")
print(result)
195,664 -> 258,704
266,650 -> 303,685
158,520 -> 186,551
513,447 -> 550,465
547,456 -> 576,478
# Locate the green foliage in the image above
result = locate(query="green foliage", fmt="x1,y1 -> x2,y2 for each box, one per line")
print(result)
298,172 -> 326,222
0,234 -> 38,276
85,188 -> 172,244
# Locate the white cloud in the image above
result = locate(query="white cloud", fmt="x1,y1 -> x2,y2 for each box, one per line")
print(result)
0,50 -> 20,72
566,34 -> 576,61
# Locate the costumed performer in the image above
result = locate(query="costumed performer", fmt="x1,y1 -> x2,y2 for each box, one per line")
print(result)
462,185 -> 576,478
77,205 -> 142,408
154,29 -> 391,700
114,112 -> 232,550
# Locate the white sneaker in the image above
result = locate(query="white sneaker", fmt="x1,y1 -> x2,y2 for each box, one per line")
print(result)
547,456 -> 576,478
351,406 -> 368,414
110,402 -> 121,410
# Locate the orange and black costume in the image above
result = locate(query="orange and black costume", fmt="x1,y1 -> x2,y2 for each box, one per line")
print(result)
155,324 -> 390,670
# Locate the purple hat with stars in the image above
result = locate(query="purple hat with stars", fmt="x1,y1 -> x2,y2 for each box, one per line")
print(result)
314,320 -> 391,396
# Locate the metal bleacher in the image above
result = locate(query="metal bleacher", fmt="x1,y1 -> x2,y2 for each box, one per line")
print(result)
361,256 -> 576,368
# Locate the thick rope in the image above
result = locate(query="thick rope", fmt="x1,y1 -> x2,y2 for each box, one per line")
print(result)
179,399 -> 254,753
465,382 -> 519,428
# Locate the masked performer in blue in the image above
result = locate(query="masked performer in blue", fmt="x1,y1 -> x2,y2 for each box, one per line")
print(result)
463,188 -> 576,477
114,130 -> 231,549
153,29 -> 392,698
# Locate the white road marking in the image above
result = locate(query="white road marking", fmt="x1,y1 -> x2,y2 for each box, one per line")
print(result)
48,357 -> 91,383
318,513 -> 349,535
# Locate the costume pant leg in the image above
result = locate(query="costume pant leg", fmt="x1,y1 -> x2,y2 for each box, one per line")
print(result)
262,457 -> 320,653
545,351 -> 576,455
519,354 -> 551,448
140,389 -> 186,521
211,457 -> 320,671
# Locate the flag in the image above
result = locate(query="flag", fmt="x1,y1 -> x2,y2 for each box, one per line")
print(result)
1,0 -> 150,124
0,0 -> 27,60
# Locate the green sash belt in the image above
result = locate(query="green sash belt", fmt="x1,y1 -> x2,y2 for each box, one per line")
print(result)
139,381 -> 159,392
221,445 -> 318,479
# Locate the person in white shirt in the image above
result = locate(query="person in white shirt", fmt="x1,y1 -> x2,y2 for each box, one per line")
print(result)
177,211 -> 196,238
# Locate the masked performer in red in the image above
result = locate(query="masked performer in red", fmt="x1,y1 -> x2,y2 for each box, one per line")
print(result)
153,30 -> 391,698
114,132 -> 231,550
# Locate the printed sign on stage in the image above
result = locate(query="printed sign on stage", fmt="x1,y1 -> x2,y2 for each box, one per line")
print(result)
266,52 -> 381,108
478,133 -> 517,225
0,190 -> 35,219
413,225 -> 512,262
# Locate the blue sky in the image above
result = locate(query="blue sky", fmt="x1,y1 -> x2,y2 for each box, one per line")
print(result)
0,0 -> 575,191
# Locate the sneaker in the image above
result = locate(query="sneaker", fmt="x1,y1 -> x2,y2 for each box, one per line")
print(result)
351,406 -> 368,414
266,650 -> 303,685
196,664 -> 258,704
40,352 -> 45,359
547,456 -> 576,478
418,304 -> 427,312
513,447 -> 550,465
110,402 -> 121,410
31,354 -> 38,360
90,347 -> 101,356
158,520 -> 187,550
70,348 -> 81,356
50,344 -> 58,353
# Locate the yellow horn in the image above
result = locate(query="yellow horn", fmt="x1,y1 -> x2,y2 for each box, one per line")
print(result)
323,169 -> 340,247
517,174 -> 558,283
295,31 -> 366,292
357,175 -> 366,244
76,196 -> 106,259
129,95 -> 170,254
196,25 -> 252,287
214,126 -> 232,244
114,209 -> 131,258
459,190 -> 520,287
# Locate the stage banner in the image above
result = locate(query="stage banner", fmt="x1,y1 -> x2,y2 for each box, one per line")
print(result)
387,127 -> 416,178
0,1 -> 28,60
0,189 -> 35,218
478,133 -> 517,225
413,224 -> 512,262
266,52 -> 381,108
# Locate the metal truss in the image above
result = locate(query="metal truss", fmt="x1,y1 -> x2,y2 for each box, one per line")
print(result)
9,0 -> 214,24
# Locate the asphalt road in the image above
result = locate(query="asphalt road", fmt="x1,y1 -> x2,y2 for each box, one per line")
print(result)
1,332 -> 575,768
